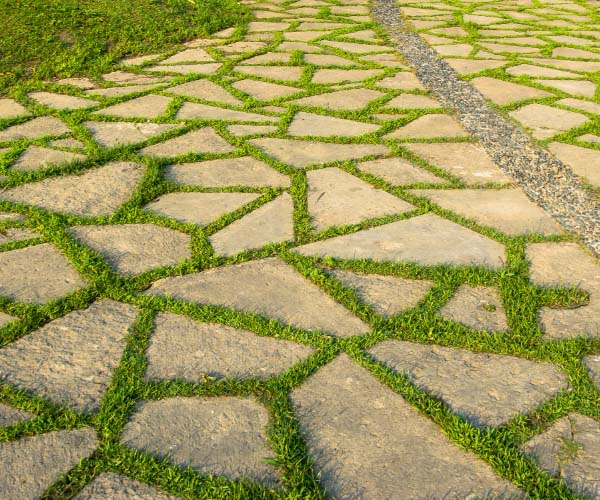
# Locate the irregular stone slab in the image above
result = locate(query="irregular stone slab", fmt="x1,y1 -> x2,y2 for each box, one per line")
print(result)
0,402 -> 34,427
303,53 -> 357,67
506,64 -> 580,78
376,72 -> 425,90
159,48 -> 214,65
121,54 -> 162,66
0,98 -> 29,119
75,473 -> 181,500
241,52 -> 291,64
176,102 -> 277,123
279,41 -> 322,53
527,242 -> 600,340
85,83 -> 163,98
232,79 -> 300,100
327,269 -> 433,315
386,94 -> 441,109
85,121 -> 178,148
247,21 -> 290,32
284,30 -> 331,41
445,58 -> 507,74
410,188 -> 562,235
370,341 -> 567,428
548,142 -> 600,187
145,192 -> 259,225
145,257 -> 369,337
234,65 -> 303,81
292,88 -> 384,110
95,94 -> 172,119
537,79 -> 596,98
471,77 -> 552,105
1,161 -> 145,216
56,77 -> 97,89
0,244 -> 86,304
227,124 -> 277,136
0,228 -> 41,245
146,312 -> 313,381
312,69 -> 384,84
440,284 -> 508,331
288,112 -> 379,137
306,167 -> 413,230
358,157 -> 446,185
319,40 -> 389,53
295,213 -> 505,268
49,137 -> 85,149
0,116 -> 70,142
140,128 -> 234,157
385,114 -> 470,139
210,193 -> 294,255
10,145 -> 86,172
165,79 -> 242,105
362,53 -> 408,67
0,428 -> 98,499
584,355 -> 600,391
146,63 -> 222,75
0,311 -> 18,328
102,71 -> 167,85
166,157 -> 289,188
557,98 -> 600,115
249,138 -> 388,168
403,142 -> 511,184
521,413 -> 600,499
553,47 -> 600,60
219,41 -> 267,54
28,91 -> 98,110
510,104 -> 589,139
122,397 -> 279,485
579,134 -> 600,144
291,354 -> 524,498
0,300 -> 137,411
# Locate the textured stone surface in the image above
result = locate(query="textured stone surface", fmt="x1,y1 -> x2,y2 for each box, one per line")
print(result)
0,116 -> 70,142
584,355 -> 600,391
386,93 -> 441,109
291,88 -> 384,110
440,285 -> 509,331
235,65 -> 303,81
509,104 -> 588,140
0,312 -> 17,328
358,157 -> 446,185
11,145 -> 86,172
166,79 -> 242,105
0,244 -> 86,304
146,257 -> 369,337
537,79 -> 596,98
288,112 -> 379,137
471,77 -> 552,105
121,397 -> 280,485
95,94 -> 172,119
312,69 -> 384,84
146,63 -> 222,75
232,79 -> 300,100
75,473 -> 181,500
0,300 -> 138,411
146,312 -> 314,381
0,228 -> 41,245
176,102 -> 277,123
0,428 -> 98,499
291,355 -> 523,498
0,402 -> 34,427
548,142 -> 600,187
159,48 -> 214,64
85,84 -> 163,98
376,72 -> 425,90
227,124 -> 277,136
0,98 -> 29,119
1,161 -> 145,216
140,128 -> 234,157
28,91 -> 98,110
385,114 -> 470,139
85,121 -> 178,148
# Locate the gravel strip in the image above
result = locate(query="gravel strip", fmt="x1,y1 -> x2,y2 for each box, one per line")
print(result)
371,0 -> 600,256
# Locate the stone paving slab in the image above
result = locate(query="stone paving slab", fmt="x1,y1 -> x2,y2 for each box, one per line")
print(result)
75,473 -> 182,500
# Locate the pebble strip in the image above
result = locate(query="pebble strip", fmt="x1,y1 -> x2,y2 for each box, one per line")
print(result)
371,0 -> 600,256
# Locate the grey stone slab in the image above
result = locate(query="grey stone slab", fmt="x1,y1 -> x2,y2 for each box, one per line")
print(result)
0,402 -> 34,427
85,121 -> 178,148
290,354 -> 524,499
557,98 -> 600,114
0,300 -> 137,411
75,473 -> 181,500
303,54 -> 358,67
0,116 -> 70,142
140,128 -> 235,157
232,79 -> 301,100
440,284 -> 509,331
85,84 -> 163,98
28,91 -> 98,110
146,63 -> 222,75
102,71 -> 167,85
1,161 -> 145,217
584,355 -> 600,391
210,193 -> 294,255
159,48 -> 215,65
166,157 -> 289,188
537,79 -> 596,98
176,102 -> 277,122
548,142 -> 600,187
295,213 -> 506,269
306,167 -> 414,230
0,428 -> 98,499
370,341 -> 568,427
0,244 -> 86,304
145,257 -> 369,337
95,94 -> 172,119
471,77 -> 552,105
506,64 -> 580,78
241,52 -> 291,65
0,311 -> 18,328
0,98 -> 29,119
375,72 -> 425,90
445,58 -> 507,74
386,94 -> 442,109
312,69 -> 385,84
121,397 -> 279,485
521,414 -> 600,499
146,311 -> 313,381
384,114 -> 470,139
144,192 -> 259,225
288,112 -> 379,137
234,65 -> 303,81
510,103 -> 589,139
49,137 -> 85,149
291,88 -> 385,111
358,157 -> 446,185
0,228 -> 41,245
227,124 -> 277,136
165,80 -> 242,105
249,137 -> 388,167
11,145 -> 86,172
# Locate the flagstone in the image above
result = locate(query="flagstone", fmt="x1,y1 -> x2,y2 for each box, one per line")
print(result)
370,341 -> 567,428
297,22 -> 349,29
0,300 -> 137,411
284,30 -> 331,41
28,91 -> 98,110
166,157 -> 289,188
525,58 -> 600,72
345,29 -> 379,41
0,312 -> 18,328
386,94 -> 442,109
10,145 -> 86,172
210,193 -> 294,255
471,76 -> 552,104
509,103 -> 588,139
232,79 -> 301,100
249,137 -> 388,167
227,124 -> 278,136
140,128 -> 235,157
445,58 -> 507,74
553,47 -> 600,59
213,27 -> 236,38
0,228 -> 41,244
290,355 -> 524,499
584,355 -> 600,390
84,83 -> 163,98
292,88 -> 385,110
578,134 -> 600,144
431,26 -> 470,36
288,112 -> 379,137
537,79 -> 596,97
0,402 -> 33,427
56,77 -> 98,89
385,114 -> 469,140
165,79 -> 242,105
76,473 -> 182,500
0,161 -> 146,216
0,428 -> 98,499
235,65 -> 303,81
102,71 -> 167,85
0,116 -> 70,142
361,53 -> 408,67
376,72 -> 425,90
159,48 -> 214,65
176,102 -> 278,122
358,157 -> 446,185
464,14 -> 502,24
85,121 -> 178,148
121,54 -> 162,66
557,97 -> 600,114
278,41 -> 322,52
318,40 -> 389,54
247,21 -> 290,31
547,142 -> 600,186
95,94 -> 172,119
440,284 -> 509,331
312,68 -> 384,84
49,137 -> 85,149
434,43 -> 474,56
241,52 -> 292,64
145,257 -> 369,337
303,54 -> 357,67
546,35 -> 599,46
330,5 -> 369,14
0,98 -> 29,119
505,64 -> 580,78
146,63 -> 222,75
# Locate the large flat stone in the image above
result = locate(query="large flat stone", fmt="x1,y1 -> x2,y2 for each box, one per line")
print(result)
0,116 -> 70,142
176,102 -> 277,122
584,355 -> 600,391
440,284 -> 509,331
358,157 -> 446,185
0,98 -> 29,119
75,473 -> 181,500
232,79 -> 301,100
291,88 -> 384,111
0,228 -> 41,245
319,40 -> 390,53
375,72 -> 425,90
146,63 -> 222,75
159,48 -> 215,64
303,53 -> 358,67
0,402 -> 34,427
95,94 -> 172,119
548,142 -> 600,187
471,77 -> 552,105
509,104 -> 588,140
384,114 -> 470,139
85,83 -> 163,98
165,79 -> 242,105
287,112 -> 379,137
84,121 -> 179,148
445,58 -> 507,74
11,145 -> 86,172
386,94 -> 442,109
145,257 -> 369,337
506,64 -> 580,78
234,65 -> 303,81
28,91 -> 98,110
311,69 -> 384,84
102,71 -> 167,85
140,128 -> 235,157
537,79 -> 596,98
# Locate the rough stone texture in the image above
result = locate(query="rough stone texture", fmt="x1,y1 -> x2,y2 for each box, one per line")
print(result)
232,79 -> 301,100
312,69 -> 384,84
306,167 -> 414,229
241,52 -> 291,65
296,213 -> 506,269
506,64 -> 579,78
145,257 -> 369,337
146,63 -> 222,75
166,80 -> 242,105
0,98 -> 29,119
0,116 -> 70,142
370,341 -> 568,428
584,355 -> 600,391
0,312 -> 17,328
85,84 -> 163,98
75,473 -> 181,500
521,413 -> 600,499
471,77 -> 552,105
386,93 -> 441,109
527,242 -> 600,340
548,142 -> 600,187
0,428 -> 98,499
176,102 -> 277,123
319,40 -> 390,53
102,71 -> 167,85
0,228 -> 41,245
146,312 -> 314,381
1,161 -> 145,217
95,94 -> 172,119
210,193 -> 294,255
410,188 -> 562,235
384,114 -> 470,139
121,397 -> 280,486
440,284 -> 509,331
140,128 -> 235,157
445,58 -> 507,74
509,104 -> 588,140
288,112 -> 379,137
49,137 -> 85,149
537,79 -> 596,98
85,121 -> 178,148
249,137 -> 388,167
291,354 -> 524,499
166,157 -> 289,188
303,53 -> 357,67
327,269 -> 433,315
227,124 -> 278,136
11,145 -> 86,172
292,88 -> 384,110
28,91 -> 98,110
557,98 -> 600,115
0,402 -> 34,427
358,157 -> 446,185
0,244 -> 86,304
235,65 -> 303,81
376,72 -> 425,90
144,192 -> 259,225
159,48 -> 214,65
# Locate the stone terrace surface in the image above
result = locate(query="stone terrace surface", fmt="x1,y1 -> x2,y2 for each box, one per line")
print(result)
0,0 -> 599,498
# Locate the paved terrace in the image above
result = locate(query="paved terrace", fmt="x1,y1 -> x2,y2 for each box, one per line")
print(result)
0,0 -> 599,498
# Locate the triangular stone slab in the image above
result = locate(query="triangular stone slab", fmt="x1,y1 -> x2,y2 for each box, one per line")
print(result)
232,79 -> 301,100
210,193 -> 294,255
165,79 -> 242,105
234,65 -> 303,81
306,167 -> 414,230
146,63 -> 222,75
358,157 -> 446,185
95,94 -> 172,119
84,121 -> 179,148
0,98 -> 29,119
249,138 -> 388,168
145,257 -> 369,337
84,83 -> 163,98
0,116 -> 70,142
295,213 -> 506,269
369,341 -> 568,428
76,473 -> 181,500
303,54 -> 357,67
312,69 -> 384,84
0,402 -> 34,427
28,91 -> 98,110
176,102 -> 277,122
288,112 -> 379,137
291,88 -> 385,111
440,285 -> 509,331
11,145 -> 86,172
384,114 -> 470,139
140,128 -> 235,157
0,300 -> 138,411
159,48 -> 215,64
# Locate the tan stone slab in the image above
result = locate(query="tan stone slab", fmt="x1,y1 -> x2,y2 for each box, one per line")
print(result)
471,77 -> 552,104
49,137 -> 85,149
85,83 -> 163,98
1,161 -> 145,217
0,300 -> 137,411
385,114 -> 469,140
0,212 -> 24,222
553,47 -> 600,59
431,26 -> 470,36
296,21 -> 349,29
464,14 -> 502,24
0,402 -> 34,427
56,77 -> 97,89
0,428 -> 98,499
102,71 -> 167,85
540,77 -> 596,100
479,43 -> 539,55
227,124 -> 278,136
287,112 -> 379,137
435,43 -> 474,56
277,41 -> 322,53
145,63 -> 222,75
386,94 -> 442,109
290,355 -> 524,499
370,341 -> 568,427
76,473 -> 181,500
159,48 -> 214,65
330,5 -> 369,14
0,228 -> 41,245
120,54 -> 162,66
376,72 -> 425,90
525,58 -> 600,72
440,284 -> 508,331
579,134 -> 600,143
445,58 -> 507,74
248,21 -> 290,31
0,116 -> 70,142
85,121 -> 178,148
176,102 -> 277,123
165,79 -> 242,105
557,97 -> 600,114
283,30 -> 331,41
95,94 -> 172,119
318,40 -> 389,54
506,64 -> 580,78
303,54 -> 356,67
232,79 -> 300,100
28,91 -> 98,110
510,103 -> 588,139
241,52 -> 291,65
219,41 -> 267,54
361,53 -> 408,67
11,145 -> 86,172
234,65 -> 303,81
0,311 -> 18,328
584,355 -> 600,391
292,88 -> 384,110
547,142 -> 600,186
312,68 -> 384,84
358,157 -> 446,185
295,213 -> 506,268
140,128 -> 235,157
145,257 -> 369,337
0,98 -> 29,119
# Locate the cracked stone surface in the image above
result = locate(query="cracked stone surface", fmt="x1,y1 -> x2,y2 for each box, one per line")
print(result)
440,285 -> 509,332
75,473 -> 182,500
0,402 -> 34,427
84,121 -> 179,148
11,145 -> 86,172
140,128 -> 234,157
